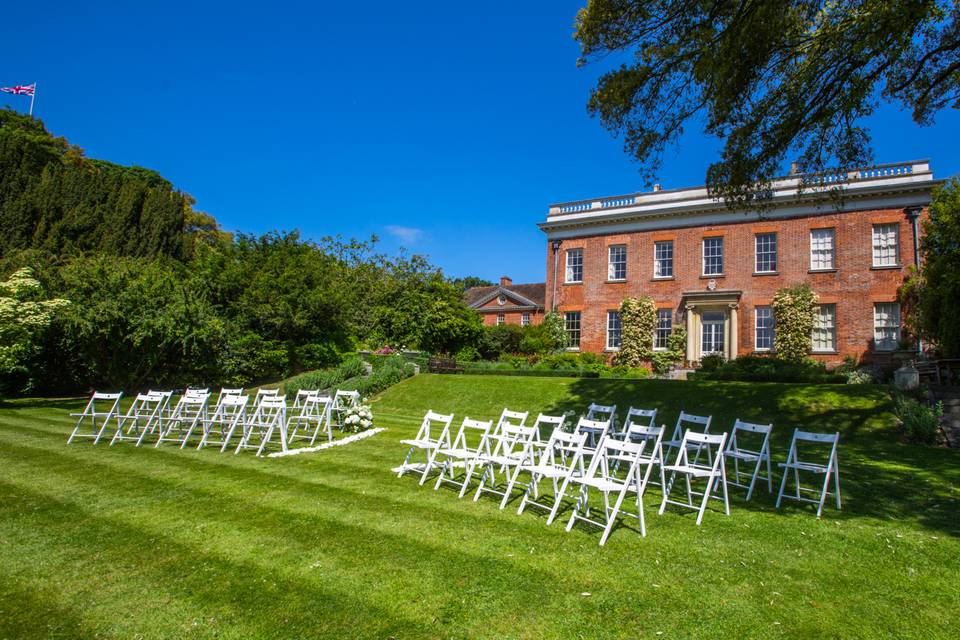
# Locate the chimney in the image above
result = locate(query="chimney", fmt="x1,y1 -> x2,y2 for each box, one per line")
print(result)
500,275 -> 512,287
790,161 -> 799,175
653,183 -> 662,192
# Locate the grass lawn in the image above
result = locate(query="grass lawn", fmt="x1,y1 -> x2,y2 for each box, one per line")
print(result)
1,374 -> 958,639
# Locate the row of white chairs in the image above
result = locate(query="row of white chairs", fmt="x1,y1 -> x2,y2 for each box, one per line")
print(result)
396,403 -> 841,545
67,387 -> 361,457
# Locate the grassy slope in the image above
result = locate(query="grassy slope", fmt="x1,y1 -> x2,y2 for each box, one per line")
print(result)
0,375 -> 957,639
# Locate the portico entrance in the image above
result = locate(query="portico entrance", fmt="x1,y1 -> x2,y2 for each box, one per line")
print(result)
683,290 -> 742,362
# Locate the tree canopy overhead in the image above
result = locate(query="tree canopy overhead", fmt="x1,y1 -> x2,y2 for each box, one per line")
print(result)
575,0 -> 960,204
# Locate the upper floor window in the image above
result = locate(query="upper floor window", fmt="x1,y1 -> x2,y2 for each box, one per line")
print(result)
565,249 -> 583,283
874,303 -> 901,351
606,310 -> 622,349
703,237 -> 724,275
810,228 -> 836,271
564,311 -> 581,348
812,304 -> 836,352
608,245 -> 627,281
496,313 -> 505,326
654,241 -> 674,278
755,233 -> 778,273
872,223 -> 899,267
654,309 -> 673,350
755,306 -> 775,351
521,312 -> 530,327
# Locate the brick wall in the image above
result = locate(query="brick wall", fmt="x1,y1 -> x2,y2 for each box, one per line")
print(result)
545,206 -> 924,364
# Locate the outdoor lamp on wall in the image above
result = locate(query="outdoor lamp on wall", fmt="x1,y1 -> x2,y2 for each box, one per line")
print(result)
550,239 -> 563,310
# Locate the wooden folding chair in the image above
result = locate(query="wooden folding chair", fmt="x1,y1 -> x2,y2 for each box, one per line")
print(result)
663,411 -> 712,464
135,390 -> 174,446
659,430 -> 729,525
564,435 -> 656,544
218,388 -> 244,404
776,430 -> 841,517
470,423 -> 538,502
397,410 -> 455,484
155,392 -> 211,448
621,407 -> 657,433
515,428 -> 589,524
111,392 -> 167,446
67,392 -> 123,445
433,417 -> 494,493
616,421 -> 666,488
332,390 -> 360,430
286,393 -> 333,446
723,419 -> 773,500
235,395 -> 288,456
497,414 -> 566,508
198,394 -> 249,450
583,403 -> 617,443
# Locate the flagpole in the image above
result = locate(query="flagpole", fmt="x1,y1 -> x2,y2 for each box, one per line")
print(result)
29,82 -> 36,117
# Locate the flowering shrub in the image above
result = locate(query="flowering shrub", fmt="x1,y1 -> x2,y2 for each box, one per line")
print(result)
342,401 -> 374,433
772,284 -> 819,362
617,296 -> 657,367
375,345 -> 396,355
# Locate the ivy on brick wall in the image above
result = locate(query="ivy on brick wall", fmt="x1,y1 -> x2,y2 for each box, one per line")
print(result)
772,284 -> 819,363
617,296 -> 657,367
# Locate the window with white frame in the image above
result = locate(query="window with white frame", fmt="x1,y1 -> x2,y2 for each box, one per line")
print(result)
654,309 -> 672,350
654,241 -> 673,278
873,303 -> 901,351
810,228 -> 836,270
872,223 -> 899,267
496,313 -> 505,326
812,304 -> 836,352
755,233 -> 777,273
565,249 -> 583,283
703,237 -> 724,275
606,310 -> 622,349
755,306 -> 774,351
521,312 -> 530,327
565,311 -> 581,348
608,245 -> 627,281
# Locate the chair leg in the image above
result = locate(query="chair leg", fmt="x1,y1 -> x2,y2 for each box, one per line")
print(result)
659,471 -> 676,515
816,469 -> 831,518
546,477 -> 572,526
695,475 -> 713,526
775,465 -> 789,509
833,459 -> 842,510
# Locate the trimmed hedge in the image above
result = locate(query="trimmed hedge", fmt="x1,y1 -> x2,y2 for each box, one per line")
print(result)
688,355 -> 846,383
460,368 -> 602,378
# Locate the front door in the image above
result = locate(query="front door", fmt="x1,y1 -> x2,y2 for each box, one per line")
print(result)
701,311 -> 725,356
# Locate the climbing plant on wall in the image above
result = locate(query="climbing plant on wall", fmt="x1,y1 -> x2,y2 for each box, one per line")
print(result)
617,296 -> 657,367
772,284 -> 819,362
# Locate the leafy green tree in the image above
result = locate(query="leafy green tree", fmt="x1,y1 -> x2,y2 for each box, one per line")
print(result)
452,276 -> 495,290
772,284 -> 819,362
617,296 -> 657,367
915,178 -> 960,357
575,1 -> 960,203
0,268 -> 68,393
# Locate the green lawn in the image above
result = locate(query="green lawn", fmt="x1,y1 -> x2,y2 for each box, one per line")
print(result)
1,374 -> 958,639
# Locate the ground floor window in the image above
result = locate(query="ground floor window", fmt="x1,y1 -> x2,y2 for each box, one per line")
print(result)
496,313 -> 505,326
521,312 -> 530,327
654,309 -> 672,350
565,311 -> 581,348
606,311 -> 622,349
812,304 -> 836,352
874,303 -> 900,351
701,311 -> 725,355
755,306 -> 774,351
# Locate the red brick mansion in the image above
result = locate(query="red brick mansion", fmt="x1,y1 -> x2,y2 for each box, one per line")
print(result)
538,160 -> 938,365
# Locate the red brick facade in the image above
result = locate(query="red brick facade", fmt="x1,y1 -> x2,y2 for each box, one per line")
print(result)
465,277 -> 545,327
540,162 -> 935,365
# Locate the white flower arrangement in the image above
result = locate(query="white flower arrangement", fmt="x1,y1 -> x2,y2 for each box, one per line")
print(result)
342,402 -> 374,433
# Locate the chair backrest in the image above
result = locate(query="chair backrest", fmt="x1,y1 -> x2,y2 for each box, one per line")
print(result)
255,388 -> 279,403
586,403 -> 617,426
623,407 -> 657,432
92,391 -> 123,401
584,435 -> 648,482
575,416 -> 612,440
496,408 -> 529,430
219,394 -> 249,409
449,417 -> 493,453
293,389 -> 319,407
672,411 -> 711,441
413,410 -> 455,444
623,422 -> 665,452
185,388 -> 209,398
334,390 -> 360,409
541,427 -> 590,470
531,414 -> 565,442
675,429 -> 727,470
218,387 -> 243,402
728,419 -> 773,454
786,429 -> 840,469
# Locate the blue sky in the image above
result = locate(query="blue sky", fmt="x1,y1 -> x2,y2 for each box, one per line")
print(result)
4,1 -> 959,283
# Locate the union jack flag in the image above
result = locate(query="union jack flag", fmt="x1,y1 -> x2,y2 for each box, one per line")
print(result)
1,84 -> 35,96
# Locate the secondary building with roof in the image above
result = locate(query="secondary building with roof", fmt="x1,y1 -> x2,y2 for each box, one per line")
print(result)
465,276 -> 546,327
538,160 -> 938,365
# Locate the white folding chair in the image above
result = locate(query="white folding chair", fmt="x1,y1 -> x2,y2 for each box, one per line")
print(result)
663,411 -> 713,464
616,421 -> 666,488
496,414 -> 567,509
397,410 -> 455,485
433,417 -> 494,493
67,392 -> 123,445
776,430 -> 841,517
330,389 -> 360,429
621,407 -> 657,433
291,389 -> 318,409
723,419 -> 774,500
155,392 -> 211,448
583,403 -> 617,443
253,388 -> 279,404
564,435 -> 656,544
516,428 -> 589,524
235,395 -> 288,456
287,393 -> 333,445
198,394 -> 249,450
218,388 -> 244,404
469,423 -> 538,502
572,416 -> 613,458
111,392 -> 167,446
530,413 -> 565,444
135,390 -> 174,445
659,430 -> 729,525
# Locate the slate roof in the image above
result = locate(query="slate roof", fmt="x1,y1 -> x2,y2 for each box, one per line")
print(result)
465,282 -> 546,310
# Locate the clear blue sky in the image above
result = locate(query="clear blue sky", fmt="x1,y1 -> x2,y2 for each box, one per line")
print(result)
4,1 -> 959,283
